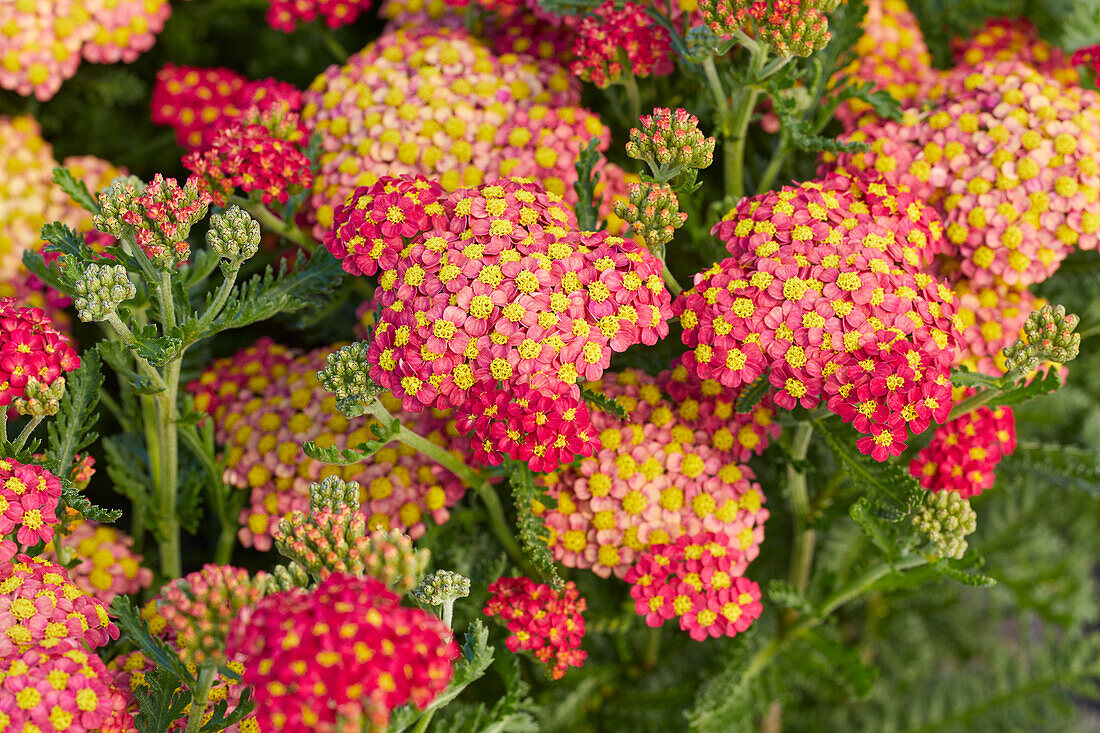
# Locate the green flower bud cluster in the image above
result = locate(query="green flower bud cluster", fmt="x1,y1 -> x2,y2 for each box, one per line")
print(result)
625,107 -> 715,192
913,490 -> 977,560
71,263 -> 136,322
1003,304 -> 1081,375
410,570 -> 471,607
261,562 -> 311,594
308,474 -> 362,513
684,25 -> 726,63
613,181 -> 687,252
317,341 -> 380,418
14,377 -> 66,417
206,206 -> 260,268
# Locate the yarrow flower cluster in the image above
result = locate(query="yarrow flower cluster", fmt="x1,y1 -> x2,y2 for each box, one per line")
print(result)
184,104 -> 315,206
300,27 -> 627,237
624,532 -> 763,641
537,369 -> 772,579
94,174 -> 213,268
0,300 -> 80,417
625,107 -> 716,185
910,403 -> 1017,498
675,173 -> 959,461
265,0 -> 375,32
188,338 -> 468,548
1072,44 -> 1100,75
0,640 -> 133,732
227,572 -> 457,731
158,564 -> 266,667
340,177 -> 672,418
483,576 -> 586,680
829,61 -> 1100,288
951,17 -> 1079,86
272,475 -> 431,591
0,460 -> 64,561
0,0 -> 178,101
951,278 -> 1042,376
0,554 -> 118,656
699,0 -> 839,57
42,517 -> 153,604
570,2 -> 673,89
151,64 -> 304,150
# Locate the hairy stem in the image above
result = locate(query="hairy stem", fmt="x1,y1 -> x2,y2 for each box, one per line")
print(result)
229,196 -> 317,251
411,710 -> 436,733
786,422 -> 815,594
184,665 -> 217,733
11,416 -> 43,453
194,262 -> 241,334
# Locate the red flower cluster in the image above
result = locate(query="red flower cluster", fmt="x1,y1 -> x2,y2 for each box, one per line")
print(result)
0,299 -> 80,412
184,105 -> 314,206
570,2 -> 673,89
151,64 -> 303,149
0,554 -> 118,656
700,0 -> 836,57
483,576 -> 587,680
910,402 -> 1017,498
623,531 -> 763,641
228,572 -> 456,731
1072,44 -> 1100,75
675,173 -> 958,461
96,174 -> 213,268
336,177 -> 671,414
265,0 -> 374,32
455,374 -> 600,471
0,459 -> 63,561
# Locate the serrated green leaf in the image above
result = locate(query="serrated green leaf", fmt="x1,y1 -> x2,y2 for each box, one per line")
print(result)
580,386 -> 628,421
849,497 -> 902,560
199,688 -> 257,732
21,250 -> 70,297
199,249 -> 345,339
995,368 -> 1063,408
572,137 -> 603,232
766,579 -> 814,615
949,366 -> 1002,389
111,595 -> 196,687
129,324 -> 184,367
1000,442 -> 1100,495
40,221 -> 97,263
103,433 -> 152,511
816,421 -> 923,517
736,372 -> 770,413
132,666 -> 191,733
52,166 -> 102,215
96,341 -> 165,394
61,483 -> 122,524
802,626 -> 878,697
47,350 -> 102,480
932,561 -> 997,587
508,461 -> 564,589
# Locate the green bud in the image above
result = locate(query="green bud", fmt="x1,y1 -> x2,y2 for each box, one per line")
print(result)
410,569 -> 471,607
308,475 -> 362,513
317,341 -> 380,417
913,490 -> 976,560
1003,304 -> 1081,374
71,263 -> 136,322
613,181 -> 687,252
14,377 -> 66,418
207,206 -> 261,267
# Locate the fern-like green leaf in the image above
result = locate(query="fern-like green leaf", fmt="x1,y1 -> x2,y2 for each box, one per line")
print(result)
736,373 -> 770,413
52,166 -> 102,215
46,350 -> 102,479
1001,442 -> 1100,496
508,461 -> 564,589
132,666 -> 191,733
816,421 -> 923,519
581,386 -> 628,421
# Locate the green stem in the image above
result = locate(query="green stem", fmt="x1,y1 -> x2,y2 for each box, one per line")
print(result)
102,312 -> 169,392
473,481 -> 533,575
661,262 -> 684,296
755,132 -> 791,195
946,377 -> 1018,422
184,666 -> 217,733
214,521 -> 237,565
742,555 -> 928,682
229,196 -> 317,251
411,710 -> 435,733
12,416 -> 43,453
723,87 -> 762,203
1,410 -> 7,444
643,626 -> 662,670
194,262 -> 240,334
621,73 -> 642,125
157,273 -> 176,329
786,422 -> 815,594
157,360 -> 182,578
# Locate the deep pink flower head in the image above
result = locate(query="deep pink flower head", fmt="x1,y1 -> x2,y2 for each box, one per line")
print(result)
0,459 -> 64,559
675,173 -> 959,461
0,300 -> 80,415
952,17 -> 1080,85
185,104 -> 314,207
151,64 -> 304,150
187,338 -> 468,549
0,554 -> 118,656
266,0 -> 375,32
357,177 -> 672,414
484,576 -> 587,679
623,531 -> 763,641
537,369 -> 770,579
227,572 -> 457,731
910,400 -> 1016,498
0,639 -> 133,732
571,2 -> 673,88
1072,44 -> 1100,75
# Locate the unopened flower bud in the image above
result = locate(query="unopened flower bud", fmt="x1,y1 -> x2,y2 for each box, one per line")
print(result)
14,377 -> 66,417
684,25 -> 723,62
262,562 -> 311,594
95,174 -> 211,269
913,490 -> 977,560
318,341 -> 380,417
206,206 -> 261,266
626,107 -> 715,186
93,175 -> 147,238
1002,304 -> 1081,374
309,475 -> 361,513
158,564 -> 265,667
71,263 -> 136,322
411,570 -> 471,607
614,181 -> 687,251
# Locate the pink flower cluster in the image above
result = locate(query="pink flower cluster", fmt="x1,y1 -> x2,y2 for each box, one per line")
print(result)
951,278 -> 1042,376
951,17 -> 1079,86
41,517 -> 153,604
158,564 -> 265,667
910,402 -> 1017,498
341,177 -> 671,416
266,0 -> 375,31
570,1 -> 673,89
829,61 -> 1100,288
0,554 -> 118,656
300,26 -> 627,237
0,460 -> 63,561
1072,45 -> 1100,75
675,173 -> 959,461
0,640 -> 133,732
0,0 -> 179,101
700,0 -> 835,57
456,375 -> 600,471
228,572 -> 456,731
151,64 -> 304,150
483,576 -> 586,680
0,300 -> 80,413
95,174 -> 213,267
536,369 -> 770,579
184,105 -> 314,206
624,532 -> 763,641
187,338 -> 467,548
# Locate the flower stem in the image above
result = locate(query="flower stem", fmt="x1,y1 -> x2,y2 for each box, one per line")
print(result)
786,422 -> 815,594
194,262 -> 241,334
184,666 -> 217,733
11,416 -> 43,453
755,132 -> 791,195
621,72 -> 642,125
229,196 -> 316,251
946,383 -> 1008,422
661,262 -> 684,296
411,710 -> 436,733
